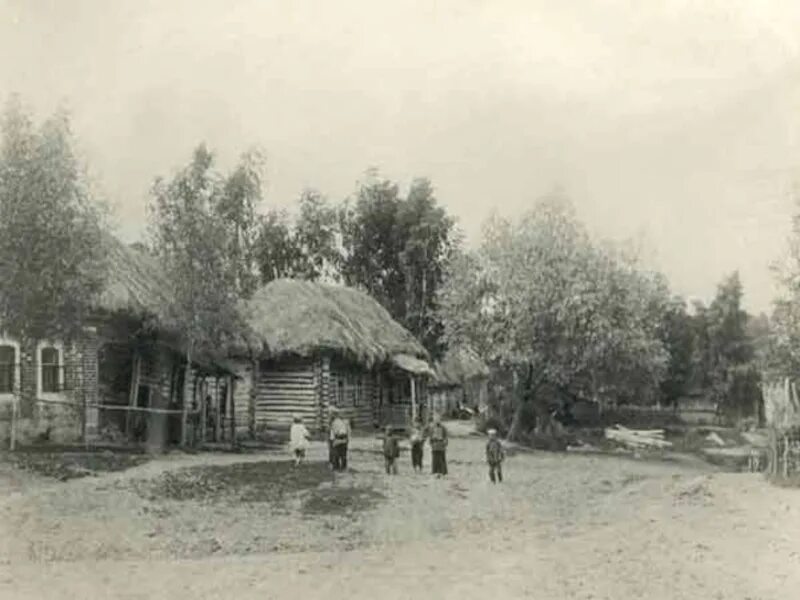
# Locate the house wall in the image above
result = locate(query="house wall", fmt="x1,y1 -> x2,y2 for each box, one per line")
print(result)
231,360 -> 254,439
0,325 -> 102,445
328,357 -> 376,431
252,356 -> 318,438
230,353 -> 431,439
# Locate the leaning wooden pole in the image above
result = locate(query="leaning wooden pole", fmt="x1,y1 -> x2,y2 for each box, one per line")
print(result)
410,375 -> 417,424
229,377 -> 236,448
181,344 -> 192,447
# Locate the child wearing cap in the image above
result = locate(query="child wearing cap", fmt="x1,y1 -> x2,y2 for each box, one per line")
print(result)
485,429 -> 505,483
289,414 -> 311,466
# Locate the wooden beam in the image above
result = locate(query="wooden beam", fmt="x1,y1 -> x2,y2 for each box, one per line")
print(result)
126,352 -> 141,438
410,374 -> 417,424
228,377 -> 236,447
249,358 -> 259,439
180,363 -> 194,447
200,376 -> 207,445
214,376 -> 221,442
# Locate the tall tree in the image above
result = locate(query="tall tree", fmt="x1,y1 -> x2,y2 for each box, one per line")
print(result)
253,189 -> 341,283
217,148 -> 265,298
293,189 -> 342,281
437,193 -> 669,439
657,296 -> 695,405
253,208 -> 304,282
768,192 -> 800,379
0,96 -> 106,343
148,145 -> 241,401
340,174 -> 455,356
701,272 -> 760,420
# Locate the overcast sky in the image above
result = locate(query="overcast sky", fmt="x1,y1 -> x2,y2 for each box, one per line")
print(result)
2,0 -> 799,312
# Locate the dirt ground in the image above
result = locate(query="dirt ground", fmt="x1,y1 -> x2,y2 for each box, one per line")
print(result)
1,427 -> 799,599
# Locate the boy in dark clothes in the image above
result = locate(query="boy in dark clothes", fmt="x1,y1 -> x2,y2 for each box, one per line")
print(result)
382,426 -> 400,474
428,415 -> 449,477
486,428 -> 505,483
409,421 -> 425,472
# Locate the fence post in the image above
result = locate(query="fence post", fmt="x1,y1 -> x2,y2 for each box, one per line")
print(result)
10,395 -> 17,451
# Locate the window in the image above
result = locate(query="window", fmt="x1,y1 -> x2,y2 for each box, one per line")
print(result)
37,342 -> 64,396
0,345 -> 16,394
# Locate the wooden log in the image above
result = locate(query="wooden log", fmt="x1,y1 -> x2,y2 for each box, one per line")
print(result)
214,377 -> 221,443
605,428 -> 672,449
229,377 -> 236,446
126,352 -> 141,438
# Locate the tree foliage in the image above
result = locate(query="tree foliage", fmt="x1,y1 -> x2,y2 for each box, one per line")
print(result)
437,193 -> 670,438
254,189 -> 341,283
0,96 -> 106,342
148,145 -> 243,358
339,174 -> 456,356
767,192 -> 800,379
217,148 -> 265,298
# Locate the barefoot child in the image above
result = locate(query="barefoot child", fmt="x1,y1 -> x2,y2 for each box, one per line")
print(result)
428,415 -> 449,478
383,425 -> 400,474
409,421 -> 424,472
289,414 -> 311,466
486,428 -> 505,483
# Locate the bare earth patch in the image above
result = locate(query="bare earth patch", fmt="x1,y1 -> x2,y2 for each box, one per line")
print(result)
1,434 -> 799,599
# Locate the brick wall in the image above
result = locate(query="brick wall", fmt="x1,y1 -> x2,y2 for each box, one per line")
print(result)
2,327 -> 102,445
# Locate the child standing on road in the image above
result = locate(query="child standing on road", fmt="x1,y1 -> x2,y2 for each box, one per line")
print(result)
428,415 -> 449,478
409,422 -> 425,472
289,414 -> 311,467
486,429 -> 505,483
382,426 -> 400,475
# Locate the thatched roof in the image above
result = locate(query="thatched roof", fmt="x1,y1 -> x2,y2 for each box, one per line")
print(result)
433,346 -> 490,387
96,233 -> 172,317
240,279 -> 429,368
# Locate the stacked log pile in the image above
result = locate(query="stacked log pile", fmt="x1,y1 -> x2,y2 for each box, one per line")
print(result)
604,425 -> 672,450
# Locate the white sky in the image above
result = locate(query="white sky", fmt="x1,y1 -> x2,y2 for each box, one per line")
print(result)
2,0 -> 799,312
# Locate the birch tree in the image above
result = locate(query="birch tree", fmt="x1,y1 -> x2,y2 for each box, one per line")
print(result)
0,97 -> 106,344
149,145 -> 241,441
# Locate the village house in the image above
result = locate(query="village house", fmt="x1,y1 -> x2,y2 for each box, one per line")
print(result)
0,234 -> 235,447
230,278 -> 434,439
430,346 -> 490,418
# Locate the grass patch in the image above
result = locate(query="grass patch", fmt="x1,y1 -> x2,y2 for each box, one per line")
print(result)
135,460 -> 335,504
302,487 -> 385,517
5,449 -> 149,481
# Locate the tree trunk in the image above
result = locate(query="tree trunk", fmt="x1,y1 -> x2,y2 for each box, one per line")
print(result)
506,364 -> 537,442
506,401 -> 526,442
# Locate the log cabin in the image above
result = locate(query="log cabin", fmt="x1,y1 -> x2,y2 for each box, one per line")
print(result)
0,234 -> 234,447
231,279 -> 434,439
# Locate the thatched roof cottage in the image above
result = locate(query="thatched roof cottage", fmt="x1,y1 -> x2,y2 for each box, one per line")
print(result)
231,279 -> 434,438
0,233 -> 234,447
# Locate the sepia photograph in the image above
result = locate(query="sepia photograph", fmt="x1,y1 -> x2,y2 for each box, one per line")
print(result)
1,1 -> 799,598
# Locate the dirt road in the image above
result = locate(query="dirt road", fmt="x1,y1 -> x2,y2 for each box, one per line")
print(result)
1,434 -> 799,599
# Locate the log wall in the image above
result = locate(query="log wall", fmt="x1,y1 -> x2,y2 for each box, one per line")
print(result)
328,359 -> 376,431
253,357 -> 318,437
231,360 -> 254,439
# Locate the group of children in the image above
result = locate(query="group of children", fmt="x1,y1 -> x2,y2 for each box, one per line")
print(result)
289,412 -> 506,484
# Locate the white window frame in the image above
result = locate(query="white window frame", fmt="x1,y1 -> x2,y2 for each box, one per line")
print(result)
37,340 -> 65,400
0,337 -> 20,401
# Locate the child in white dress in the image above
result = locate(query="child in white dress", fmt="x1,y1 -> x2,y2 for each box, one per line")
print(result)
289,414 -> 310,466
